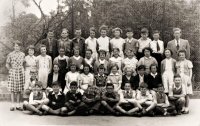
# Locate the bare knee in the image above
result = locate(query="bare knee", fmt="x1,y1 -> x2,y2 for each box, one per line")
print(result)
101,100 -> 107,106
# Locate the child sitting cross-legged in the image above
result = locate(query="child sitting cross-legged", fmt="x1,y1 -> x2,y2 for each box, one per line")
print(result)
64,81 -> 83,116
154,84 -> 177,116
100,83 -> 120,115
78,85 -> 101,115
23,81 -> 48,115
41,81 -> 66,115
115,83 -> 140,116
136,82 -> 156,116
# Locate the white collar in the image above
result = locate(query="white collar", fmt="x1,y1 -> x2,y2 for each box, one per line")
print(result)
89,36 -> 96,40
127,38 -> 133,42
73,56 -> 80,60
144,56 -> 152,60
99,59 -> 106,64
98,74 -> 105,77
150,72 -> 158,77
85,57 -> 93,61
139,74 -> 144,78
110,72 -> 120,76
52,91 -> 62,95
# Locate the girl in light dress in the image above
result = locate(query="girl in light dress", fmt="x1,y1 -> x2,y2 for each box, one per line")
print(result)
176,50 -> 193,114
36,45 -> 52,89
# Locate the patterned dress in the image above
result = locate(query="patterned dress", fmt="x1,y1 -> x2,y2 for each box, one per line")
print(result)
6,51 -> 25,92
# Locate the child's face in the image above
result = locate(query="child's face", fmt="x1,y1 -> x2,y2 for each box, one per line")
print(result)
144,49 -> 151,57
48,32 -> 54,39
98,69 -> 104,75
174,77 -> 181,87
174,31 -> 181,39
157,87 -> 164,93
61,30 -> 68,38
40,47 -> 47,55
90,31 -> 95,38
126,69 -> 132,76
52,85 -> 60,94
179,52 -> 186,60
70,66 -> 76,72
85,51 -> 92,59
153,33 -> 159,40
111,66 -> 118,74
127,51 -> 134,58
141,33 -> 148,39
126,32 -> 133,38
164,50 -> 171,58
14,44 -> 20,51
59,49 -> 65,56
114,31 -> 120,38
30,72 -> 37,79
150,66 -> 157,74
124,83 -> 131,91
99,53 -> 106,60
28,49 -> 34,56
70,85 -> 78,92
33,85 -> 42,92
75,30 -> 81,37
138,69 -> 145,76
106,86 -> 114,93
74,49 -> 79,56
100,30 -> 107,37
53,65 -> 59,73
140,88 -> 147,95
84,66 -> 90,74
113,49 -> 119,57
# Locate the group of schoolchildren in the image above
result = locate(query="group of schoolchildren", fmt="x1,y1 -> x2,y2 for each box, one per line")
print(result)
6,25 -> 193,117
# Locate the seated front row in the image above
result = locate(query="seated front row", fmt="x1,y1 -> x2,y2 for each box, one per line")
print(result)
23,74 -> 186,116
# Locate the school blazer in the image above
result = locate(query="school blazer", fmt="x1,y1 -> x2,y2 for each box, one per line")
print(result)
40,38 -> 59,59
70,37 -> 86,57
47,72 -> 62,87
167,39 -> 190,60
160,58 -> 176,74
132,74 -> 149,90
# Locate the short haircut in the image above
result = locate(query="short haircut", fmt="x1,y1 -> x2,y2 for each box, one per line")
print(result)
110,64 -> 119,70
149,64 -> 158,70
173,28 -> 181,33
69,63 -> 77,70
178,49 -> 186,56
106,83 -> 114,88
124,67 -> 133,74
59,48 -> 65,52
99,25 -> 108,32
174,74 -> 181,79
153,30 -> 160,35
82,64 -> 92,73
35,81 -> 43,88
137,65 -> 146,71
112,47 -> 120,52
98,50 -> 106,55
51,81 -> 61,87
124,82 -> 131,86
113,27 -> 122,34
13,40 -> 23,47
139,82 -> 148,89
53,63 -> 59,68
142,47 -> 153,55
26,45 -> 35,52
89,27 -> 96,32
85,49 -> 93,54
98,64 -> 105,71
48,30 -> 54,33
126,27 -> 133,33
62,28 -> 68,33
141,28 -> 149,34
73,46 -> 80,51
40,44 -> 46,49
164,48 -> 173,56
75,27 -> 81,31
70,81 -> 78,87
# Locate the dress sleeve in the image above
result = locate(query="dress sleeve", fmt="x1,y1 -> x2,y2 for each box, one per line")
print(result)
6,53 -> 11,64
187,60 -> 193,69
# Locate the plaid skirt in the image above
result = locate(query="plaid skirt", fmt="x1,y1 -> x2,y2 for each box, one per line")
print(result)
8,68 -> 25,92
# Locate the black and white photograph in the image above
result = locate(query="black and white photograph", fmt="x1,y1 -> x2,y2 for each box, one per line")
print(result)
0,0 -> 200,126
